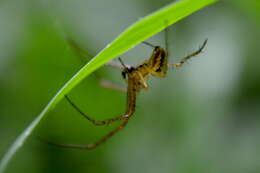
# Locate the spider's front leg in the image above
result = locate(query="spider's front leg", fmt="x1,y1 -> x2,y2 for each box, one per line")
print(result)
169,39 -> 208,68
67,38 -> 128,92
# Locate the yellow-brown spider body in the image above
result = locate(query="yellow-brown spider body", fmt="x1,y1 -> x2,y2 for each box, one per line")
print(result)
124,46 -> 168,116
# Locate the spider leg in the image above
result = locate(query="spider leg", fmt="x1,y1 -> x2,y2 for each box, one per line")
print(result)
46,119 -> 129,150
65,95 -> 128,125
66,38 -> 93,64
142,41 -> 157,48
98,79 -> 127,93
67,38 -> 127,92
168,39 -> 208,68
142,21 -> 169,50
164,20 -> 169,57
67,38 -> 129,69
136,72 -> 149,90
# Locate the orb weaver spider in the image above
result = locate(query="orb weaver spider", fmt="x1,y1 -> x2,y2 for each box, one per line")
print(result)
49,27 -> 207,150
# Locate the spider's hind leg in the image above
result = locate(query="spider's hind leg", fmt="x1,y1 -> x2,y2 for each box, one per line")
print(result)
65,95 -> 129,126
44,119 -> 129,150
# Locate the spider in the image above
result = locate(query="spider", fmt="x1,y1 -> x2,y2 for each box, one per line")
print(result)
49,28 -> 207,149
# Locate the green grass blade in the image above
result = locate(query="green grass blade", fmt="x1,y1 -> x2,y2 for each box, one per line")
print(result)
0,0 -> 218,172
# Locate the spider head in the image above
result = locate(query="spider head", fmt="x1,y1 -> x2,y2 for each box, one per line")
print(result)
121,66 -> 134,79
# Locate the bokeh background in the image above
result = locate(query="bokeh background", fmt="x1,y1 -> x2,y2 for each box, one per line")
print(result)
1,0 -> 260,172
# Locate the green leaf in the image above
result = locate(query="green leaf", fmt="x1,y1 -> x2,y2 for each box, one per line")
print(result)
0,0 -> 218,172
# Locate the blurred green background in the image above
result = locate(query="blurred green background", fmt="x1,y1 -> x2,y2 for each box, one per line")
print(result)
1,0 -> 260,172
